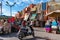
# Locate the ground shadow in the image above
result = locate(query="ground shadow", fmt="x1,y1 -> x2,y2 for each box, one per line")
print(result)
0,39 -> 3,40
23,36 -> 51,40
34,29 -> 45,32
0,34 -> 51,40
0,33 -> 51,40
0,32 -> 17,38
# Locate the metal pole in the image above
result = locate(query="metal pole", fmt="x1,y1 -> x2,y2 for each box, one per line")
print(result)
10,6 -> 12,16
1,0 -> 2,16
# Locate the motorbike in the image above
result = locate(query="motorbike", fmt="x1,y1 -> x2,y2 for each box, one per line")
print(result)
17,24 -> 35,40
0,26 -> 3,34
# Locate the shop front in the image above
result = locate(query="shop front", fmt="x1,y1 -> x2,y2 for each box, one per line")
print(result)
45,10 -> 60,21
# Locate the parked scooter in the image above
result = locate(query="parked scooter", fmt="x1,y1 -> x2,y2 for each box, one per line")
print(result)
17,21 -> 35,40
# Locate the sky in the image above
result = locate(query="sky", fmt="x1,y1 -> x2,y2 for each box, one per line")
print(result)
0,0 -> 50,16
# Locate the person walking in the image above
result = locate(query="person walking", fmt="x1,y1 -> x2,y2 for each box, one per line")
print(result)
45,20 -> 51,33
58,20 -> 60,30
3,19 -> 11,34
0,20 -> 3,33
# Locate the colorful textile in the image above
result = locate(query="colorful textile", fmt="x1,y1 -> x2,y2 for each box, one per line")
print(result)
51,20 -> 57,26
45,28 -> 51,32
45,25 -> 51,28
51,26 -> 57,29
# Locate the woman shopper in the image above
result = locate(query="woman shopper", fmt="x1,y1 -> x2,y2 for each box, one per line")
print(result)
51,19 -> 58,33
45,20 -> 52,33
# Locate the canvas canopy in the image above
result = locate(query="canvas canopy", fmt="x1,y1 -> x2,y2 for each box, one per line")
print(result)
45,10 -> 60,17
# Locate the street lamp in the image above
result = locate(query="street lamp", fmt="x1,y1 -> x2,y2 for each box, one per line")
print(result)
6,1 -> 16,16
0,0 -> 3,16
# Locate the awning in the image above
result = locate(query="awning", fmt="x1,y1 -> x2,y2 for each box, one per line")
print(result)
31,6 -> 37,11
45,10 -> 60,16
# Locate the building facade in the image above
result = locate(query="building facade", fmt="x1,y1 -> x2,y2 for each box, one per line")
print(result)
45,0 -> 60,20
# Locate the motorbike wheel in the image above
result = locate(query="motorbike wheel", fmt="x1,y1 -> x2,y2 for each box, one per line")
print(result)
32,31 -> 35,37
18,32 -> 24,40
29,26 -> 35,37
18,34 -> 22,40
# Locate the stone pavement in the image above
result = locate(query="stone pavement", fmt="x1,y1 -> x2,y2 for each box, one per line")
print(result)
34,27 -> 60,40
0,37 -> 19,40
0,27 -> 60,40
